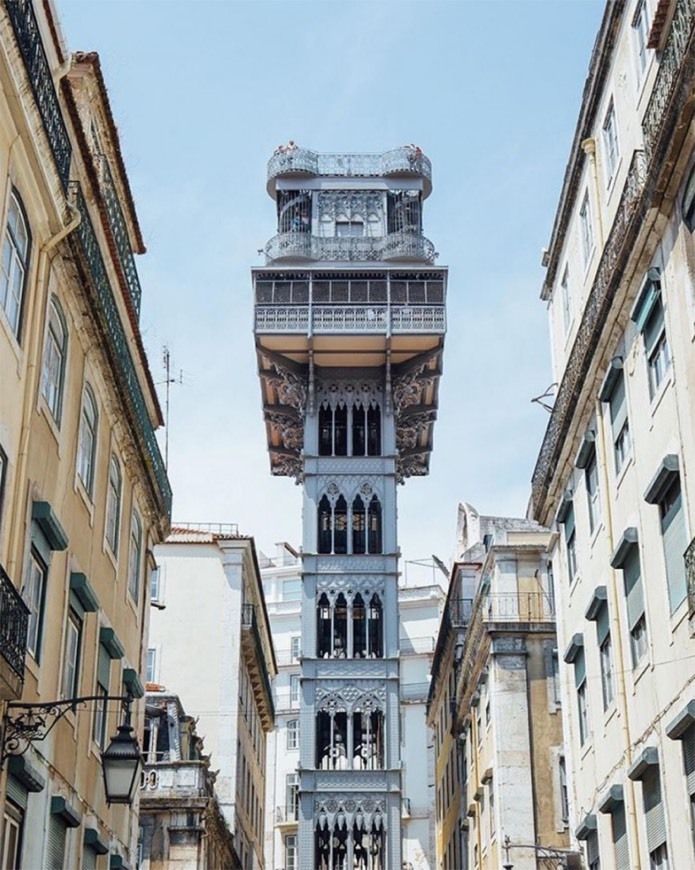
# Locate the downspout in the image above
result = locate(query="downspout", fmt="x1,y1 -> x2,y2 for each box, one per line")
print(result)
7,198 -> 81,578
594,400 -> 640,869
581,139 -> 605,248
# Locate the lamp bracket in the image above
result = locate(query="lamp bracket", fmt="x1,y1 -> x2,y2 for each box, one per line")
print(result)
1,694 -> 131,768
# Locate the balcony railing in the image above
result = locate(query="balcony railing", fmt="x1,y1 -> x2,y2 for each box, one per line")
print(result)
484,592 -> 555,623
0,564 -> 29,681
686,537 -> 695,615
275,806 -> 299,824
264,231 -> 436,265
72,183 -> 172,516
255,304 -> 445,335
267,146 -> 432,187
99,157 -> 142,315
6,0 -> 72,189
140,761 -> 207,797
255,271 -> 446,306
241,603 -> 275,720
449,597 -> 474,628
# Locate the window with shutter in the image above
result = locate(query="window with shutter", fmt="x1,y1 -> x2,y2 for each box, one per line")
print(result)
622,546 -> 647,666
659,477 -> 688,613
2,799 -> 25,869
82,844 -> 97,870
683,724 -> 695,796
642,764 -> 667,854
606,370 -> 631,472
45,814 -> 67,870
611,802 -> 630,870
586,830 -> 600,870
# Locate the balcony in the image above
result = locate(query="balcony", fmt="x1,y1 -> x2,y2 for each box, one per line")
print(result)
449,597 -> 474,628
275,806 -> 299,826
241,603 -> 275,724
99,157 -> 143,315
139,760 -> 207,801
264,231 -> 436,265
0,564 -> 29,700
267,146 -> 432,197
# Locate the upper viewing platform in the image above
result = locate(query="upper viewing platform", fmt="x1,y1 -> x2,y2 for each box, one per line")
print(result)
264,144 -> 436,266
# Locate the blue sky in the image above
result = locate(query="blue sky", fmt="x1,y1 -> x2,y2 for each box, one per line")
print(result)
58,0 -> 604,565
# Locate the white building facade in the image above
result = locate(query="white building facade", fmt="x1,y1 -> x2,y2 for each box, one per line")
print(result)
533,2 -> 695,868
253,145 -> 446,869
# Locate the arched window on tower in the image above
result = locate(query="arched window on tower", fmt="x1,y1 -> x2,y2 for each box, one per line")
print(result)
316,709 -> 348,770
318,496 -> 332,553
352,594 -> 366,657
367,404 -> 381,456
352,707 -> 385,770
319,405 -> 333,456
369,594 -> 383,658
334,404 -> 348,455
367,495 -> 382,554
352,495 -> 366,554
317,593 -> 332,658
334,496 -> 348,554
333,593 -> 348,658
352,402 -> 366,456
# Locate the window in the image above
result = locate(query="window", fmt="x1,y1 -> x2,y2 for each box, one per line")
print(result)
600,634 -> 614,710
105,455 -> 122,555
0,190 -> 30,338
602,363 -> 631,474
641,764 -> 668,867
93,643 -> 111,748
2,800 -> 24,869
571,646 -> 590,745
561,266 -> 572,335
150,566 -> 161,602
286,719 -> 299,750
0,444 -> 7,532
586,452 -> 601,534
603,101 -> 620,184
633,0 -> 650,79
283,578 -> 302,602
563,503 -> 578,582
285,835 -> 298,870
611,802 -> 630,870
76,384 -> 98,495
290,674 -> 300,706
659,476 -> 688,613
127,510 -> 142,601
285,773 -> 299,822
335,220 -> 364,237
25,547 -> 47,660
586,829 -> 601,870
290,636 -> 301,661
650,843 -> 669,869
40,297 -> 67,424
623,545 -> 647,667
146,647 -> 157,684
559,755 -> 569,824
580,192 -> 594,266
645,296 -> 670,397
61,607 -> 82,699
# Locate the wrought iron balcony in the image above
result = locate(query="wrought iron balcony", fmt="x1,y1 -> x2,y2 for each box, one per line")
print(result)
0,564 -> 29,696
72,183 -> 172,516
5,0 -> 72,189
241,603 -> 275,722
99,157 -> 142,315
264,231 -> 436,265
267,146 -> 432,192
255,304 -> 445,336
686,536 -> 695,616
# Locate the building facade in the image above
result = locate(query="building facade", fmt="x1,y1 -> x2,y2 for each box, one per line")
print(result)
253,144 -> 446,869
0,1 -> 171,867
261,544 -> 443,870
533,1 -> 695,867
150,526 -> 277,870
139,689 -> 240,870
427,505 -> 572,870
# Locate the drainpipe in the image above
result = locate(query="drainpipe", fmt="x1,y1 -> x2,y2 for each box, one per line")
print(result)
7,199 -> 81,579
594,401 -> 640,869
581,139 -> 605,248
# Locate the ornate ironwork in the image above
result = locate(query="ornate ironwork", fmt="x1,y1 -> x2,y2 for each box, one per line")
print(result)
5,0 -> 72,189
267,146 -> 432,186
2,695 -> 131,767
71,183 -> 172,516
99,157 -> 142,315
685,536 -> 695,615
0,564 -> 29,681
255,271 -> 446,306
240,604 -> 275,720
642,0 -> 695,160
264,231 -> 436,264
255,305 -> 445,335
531,151 -> 647,519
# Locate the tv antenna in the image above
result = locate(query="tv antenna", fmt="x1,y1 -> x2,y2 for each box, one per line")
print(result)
160,345 -> 185,470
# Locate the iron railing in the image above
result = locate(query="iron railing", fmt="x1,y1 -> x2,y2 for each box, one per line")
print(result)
0,564 -> 29,681
265,231 -> 436,265
255,271 -> 446,306
171,521 -> 240,536
241,604 -> 275,720
449,597 -> 474,628
267,146 -> 432,186
99,157 -> 142,315
72,183 -> 172,516
531,151 -> 647,518
255,304 -> 445,335
686,537 -> 695,615
484,592 -> 555,623
275,805 -> 299,824
5,0 -> 72,189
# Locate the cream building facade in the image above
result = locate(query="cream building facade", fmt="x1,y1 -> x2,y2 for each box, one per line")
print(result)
427,505 -> 574,870
0,1 -> 171,867
533,1 -> 695,867
150,526 -> 277,870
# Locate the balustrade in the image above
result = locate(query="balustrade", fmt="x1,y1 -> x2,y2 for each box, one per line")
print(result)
267,145 -> 432,187
265,231 -> 436,265
0,564 -> 29,683
99,158 -> 142,315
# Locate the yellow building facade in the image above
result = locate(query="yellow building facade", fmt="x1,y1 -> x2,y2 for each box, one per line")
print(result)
0,1 -> 170,867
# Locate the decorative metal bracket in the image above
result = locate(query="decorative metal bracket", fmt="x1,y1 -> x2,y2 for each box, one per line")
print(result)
1,694 -> 132,768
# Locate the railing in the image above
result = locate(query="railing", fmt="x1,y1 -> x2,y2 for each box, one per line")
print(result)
140,761 -> 207,795
241,604 -> 275,720
255,305 -> 445,335
0,564 -> 29,681
99,157 -> 142,315
449,597 -> 474,628
275,806 -> 299,824
255,272 -> 446,306
267,146 -> 432,186
642,0 -> 695,160
171,521 -> 240,536
531,151 -> 647,519
5,0 -> 72,189
72,183 -> 172,517
264,231 -> 436,265
484,592 -> 555,623
685,537 -> 695,615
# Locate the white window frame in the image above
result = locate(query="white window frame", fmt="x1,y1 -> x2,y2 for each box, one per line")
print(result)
580,192 -> 594,267
127,509 -> 142,602
286,719 -> 299,750
633,0 -> 651,81
290,674 -> 300,706
602,100 -> 620,184
285,834 -> 298,870
25,547 -> 47,660
0,190 -> 30,338
577,678 -> 589,745
586,452 -> 601,535
40,296 -> 67,424
561,266 -> 572,336
105,454 -> 122,556
290,635 -> 301,661
600,633 -> 614,710
146,647 -> 158,684
61,607 -> 82,699
76,384 -> 98,496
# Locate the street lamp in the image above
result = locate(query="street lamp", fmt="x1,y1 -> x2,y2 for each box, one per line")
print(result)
1,694 -> 141,806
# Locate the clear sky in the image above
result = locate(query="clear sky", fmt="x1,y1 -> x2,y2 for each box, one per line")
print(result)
57,0 -> 605,565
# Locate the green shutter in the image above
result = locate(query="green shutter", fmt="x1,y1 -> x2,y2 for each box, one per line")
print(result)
661,484 -> 687,612
623,547 -> 644,630
683,724 -> 695,796
46,814 -> 67,869
643,765 -> 666,852
612,803 -> 630,870
6,775 -> 28,810
596,602 -> 610,645
643,296 -> 665,356
98,643 -> 111,689
609,374 -> 628,440
83,845 -> 98,870
574,649 -> 586,688
586,830 -> 599,864
564,504 -> 575,541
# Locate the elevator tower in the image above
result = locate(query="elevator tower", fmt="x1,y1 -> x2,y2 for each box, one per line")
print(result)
253,145 -> 446,869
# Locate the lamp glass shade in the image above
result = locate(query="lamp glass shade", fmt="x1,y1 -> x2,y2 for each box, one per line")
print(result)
101,724 -> 142,805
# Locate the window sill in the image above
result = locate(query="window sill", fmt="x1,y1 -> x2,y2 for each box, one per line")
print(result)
75,476 -> 95,527
615,453 -> 634,491
37,397 -> 63,456
632,659 -> 651,691
104,540 -> 119,574
649,370 -> 673,420
669,597 -> 689,638
605,155 -> 624,199
603,703 -> 617,728
582,246 -> 597,284
588,520 -> 604,550
580,739 -> 593,761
